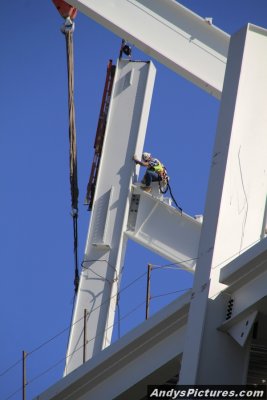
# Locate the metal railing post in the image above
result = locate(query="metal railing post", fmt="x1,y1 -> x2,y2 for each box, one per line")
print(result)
22,351 -> 27,400
146,264 -> 152,320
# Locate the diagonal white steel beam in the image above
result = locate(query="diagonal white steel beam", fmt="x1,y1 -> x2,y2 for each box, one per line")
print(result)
67,0 -> 229,98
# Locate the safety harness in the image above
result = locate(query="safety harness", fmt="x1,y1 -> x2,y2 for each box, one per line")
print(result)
148,159 -> 182,214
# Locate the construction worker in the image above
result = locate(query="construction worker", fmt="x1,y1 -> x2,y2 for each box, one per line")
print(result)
133,152 -> 168,193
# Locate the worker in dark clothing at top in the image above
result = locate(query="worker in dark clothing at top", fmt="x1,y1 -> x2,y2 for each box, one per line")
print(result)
133,152 -> 168,193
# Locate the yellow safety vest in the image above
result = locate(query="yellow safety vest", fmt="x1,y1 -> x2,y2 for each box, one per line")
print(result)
148,158 -> 165,176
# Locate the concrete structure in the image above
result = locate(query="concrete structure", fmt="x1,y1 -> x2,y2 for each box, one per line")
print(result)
36,1 -> 267,398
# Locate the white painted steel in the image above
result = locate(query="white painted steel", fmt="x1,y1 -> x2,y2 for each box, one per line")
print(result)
34,292 -> 190,400
35,1 -> 267,396
218,240 -> 267,338
126,185 -> 202,270
226,311 -> 257,347
64,59 -> 156,375
180,24 -> 267,384
219,236 -> 267,289
67,0 -> 229,98
226,270 -> 267,325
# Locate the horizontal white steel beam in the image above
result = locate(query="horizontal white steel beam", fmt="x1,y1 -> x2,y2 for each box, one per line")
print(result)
220,237 -> 267,290
34,292 -> 191,400
126,185 -> 202,270
67,0 -> 229,97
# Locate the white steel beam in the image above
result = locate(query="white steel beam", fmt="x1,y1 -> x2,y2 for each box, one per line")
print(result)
64,59 -> 156,375
180,24 -> 267,384
220,236 -> 267,290
218,239 -> 267,332
34,292 -> 191,400
126,185 -> 202,270
217,240 -> 267,345
67,0 -> 229,98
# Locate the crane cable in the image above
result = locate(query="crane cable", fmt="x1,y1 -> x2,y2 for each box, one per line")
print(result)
62,18 -> 79,294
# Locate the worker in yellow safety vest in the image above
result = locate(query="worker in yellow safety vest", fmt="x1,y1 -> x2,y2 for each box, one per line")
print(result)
133,152 -> 168,193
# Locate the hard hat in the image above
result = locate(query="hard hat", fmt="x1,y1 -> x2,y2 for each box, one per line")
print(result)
142,152 -> 151,161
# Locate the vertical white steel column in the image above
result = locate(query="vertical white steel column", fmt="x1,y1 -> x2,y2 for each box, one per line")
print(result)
180,24 -> 267,383
64,59 -> 156,375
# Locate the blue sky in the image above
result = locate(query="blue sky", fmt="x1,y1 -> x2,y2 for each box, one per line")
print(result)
1,1 -> 267,399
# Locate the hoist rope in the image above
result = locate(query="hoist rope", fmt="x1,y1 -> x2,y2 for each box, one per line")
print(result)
65,29 -> 79,211
63,21 -> 79,294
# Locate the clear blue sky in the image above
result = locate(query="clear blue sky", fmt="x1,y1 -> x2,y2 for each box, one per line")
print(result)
1,1 -> 267,399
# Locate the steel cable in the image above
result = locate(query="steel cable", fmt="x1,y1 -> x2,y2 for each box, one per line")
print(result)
64,26 -> 79,294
